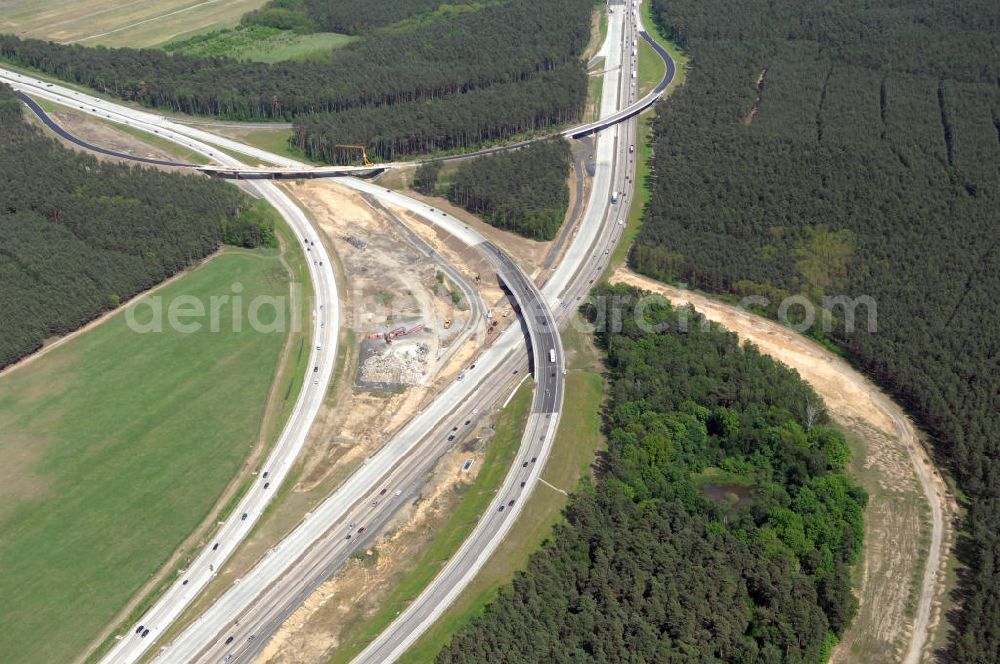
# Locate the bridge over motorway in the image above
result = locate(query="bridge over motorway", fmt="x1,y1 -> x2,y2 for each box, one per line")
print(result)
196,164 -> 387,179
13,22 -> 673,182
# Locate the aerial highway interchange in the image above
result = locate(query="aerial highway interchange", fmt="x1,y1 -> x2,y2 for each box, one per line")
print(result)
0,1 -> 672,661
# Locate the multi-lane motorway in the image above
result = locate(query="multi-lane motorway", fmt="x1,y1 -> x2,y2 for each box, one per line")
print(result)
0,67 -> 564,664
0,66 -> 347,664
352,3 -> 647,660
0,1 -> 669,661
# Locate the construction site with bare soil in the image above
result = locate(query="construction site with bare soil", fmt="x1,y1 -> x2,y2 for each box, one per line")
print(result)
131,176 -> 538,654
197,165 -> 592,664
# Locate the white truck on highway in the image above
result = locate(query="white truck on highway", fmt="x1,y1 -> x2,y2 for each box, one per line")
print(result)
612,191 -> 620,203
549,348 -> 556,363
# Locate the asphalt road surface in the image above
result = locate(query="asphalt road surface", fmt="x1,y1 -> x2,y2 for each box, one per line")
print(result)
0,70 -> 346,664
16,91 -> 194,168
0,66 -> 564,664
351,1 -> 655,660
0,1 -> 670,657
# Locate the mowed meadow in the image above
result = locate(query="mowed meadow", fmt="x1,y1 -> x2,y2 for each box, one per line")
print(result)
0,249 -> 292,664
0,0 -> 268,47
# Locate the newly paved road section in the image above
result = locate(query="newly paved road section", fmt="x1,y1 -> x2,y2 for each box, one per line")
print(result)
350,1 -> 659,660
196,164 -> 385,179
0,71 -> 344,664
181,0 -> 658,658
0,2 -> 670,655
0,67 -> 566,664
16,91 -> 192,167
566,25 -> 676,139
178,224 -> 564,663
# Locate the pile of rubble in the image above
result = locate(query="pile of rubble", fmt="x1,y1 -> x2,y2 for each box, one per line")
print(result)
359,343 -> 430,385
341,234 -> 367,250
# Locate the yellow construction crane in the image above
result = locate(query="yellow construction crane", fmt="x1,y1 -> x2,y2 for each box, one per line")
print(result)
335,144 -> 374,167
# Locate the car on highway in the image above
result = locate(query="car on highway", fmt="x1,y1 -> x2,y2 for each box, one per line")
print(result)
135,626 -> 143,634
141,629 -> 149,638
212,543 -> 219,551
241,513 -> 248,521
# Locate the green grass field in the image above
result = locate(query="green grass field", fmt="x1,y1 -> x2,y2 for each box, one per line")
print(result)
0,249 -> 294,664
209,126 -> 318,165
607,112 -> 653,272
0,0 -> 269,48
637,34 -> 667,97
109,120 -> 212,165
163,26 -> 357,63
641,2 -> 689,90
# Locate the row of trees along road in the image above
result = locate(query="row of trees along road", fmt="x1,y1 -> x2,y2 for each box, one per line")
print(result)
0,0 -> 593,162
413,139 -> 572,241
633,0 -> 1000,659
438,285 -> 866,663
0,84 -> 275,370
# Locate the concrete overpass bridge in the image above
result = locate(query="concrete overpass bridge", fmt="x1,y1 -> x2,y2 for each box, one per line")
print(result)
196,164 -> 387,179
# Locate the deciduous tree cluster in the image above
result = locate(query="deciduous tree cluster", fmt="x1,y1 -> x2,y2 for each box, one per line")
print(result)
438,285 -> 865,662
635,0 -> 1000,657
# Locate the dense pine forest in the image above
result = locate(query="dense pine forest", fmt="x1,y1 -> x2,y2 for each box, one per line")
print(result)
438,284 -> 865,662
414,140 -> 572,240
632,0 -> 1000,659
0,84 -> 274,370
0,0 -> 592,162
244,0 -> 477,35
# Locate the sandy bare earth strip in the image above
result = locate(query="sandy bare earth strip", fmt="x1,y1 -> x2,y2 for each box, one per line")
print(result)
611,268 -> 956,664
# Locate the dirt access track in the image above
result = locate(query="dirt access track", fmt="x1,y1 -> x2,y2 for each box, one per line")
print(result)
612,268 -> 956,664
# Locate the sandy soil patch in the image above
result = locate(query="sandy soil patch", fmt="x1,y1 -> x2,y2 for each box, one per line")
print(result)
257,443 -> 488,664
31,108 -> 191,170
398,189 -> 552,275
611,268 -> 957,664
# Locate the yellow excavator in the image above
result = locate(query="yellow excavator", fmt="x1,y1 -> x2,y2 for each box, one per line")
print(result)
335,144 -> 374,167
